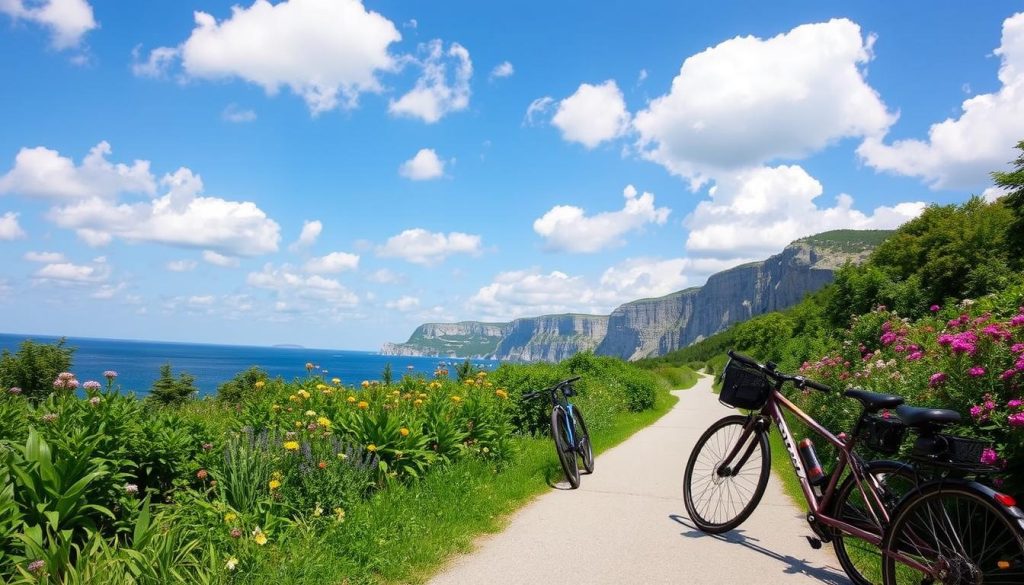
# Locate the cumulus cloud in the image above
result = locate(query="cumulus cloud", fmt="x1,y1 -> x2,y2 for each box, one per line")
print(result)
131,45 -> 178,78
533,185 -> 670,253
552,81 -> 630,149
376,228 -> 481,265
0,0 -> 96,49
90,282 -> 125,300
247,263 -> 359,305
304,251 -> 360,274
858,12 -> 1024,190
490,61 -> 514,80
385,295 -> 420,311
389,40 -> 472,123
24,251 -> 65,263
222,104 -> 257,123
139,0 -> 401,114
684,165 -> 925,259
0,141 -> 156,200
366,268 -> 402,284
469,269 -> 603,320
0,211 -> 26,240
523,96 -> 554,126
202,250 -> 240,267
399,148 -> 445,180
166,259 -> 197,272
33,257 -> 110,283
289,219 -> 322,251
634,18 -> 894,188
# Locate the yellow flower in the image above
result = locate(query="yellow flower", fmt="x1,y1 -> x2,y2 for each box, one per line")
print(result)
419,392 -> 429,399
224,512 -> 237,523
451,395 -> 462,403
313,505 -> 323,518
357,401 -> 369,410
252,527 -> 268,546
336,452 -> 348,460
414,399 -> 423,406
272,404 -> 282,411
321,388 -> 333,395
334,507 -> 346,523
272,470 -> 283,479
305,410 -> 317,417
332,377 -> 341,385
367,444 -> 377,452
254,380 -> 265,389
391,390 -> 400,396
316,384 -> 327,391
399,427 -> 410,437
268,479 -> 281,491
361,380 -> 370,388
347,395 -> 356,403
298,389 -> 311,399
294,420 -> 303,428
317,416 -> 332,428
225,557 -> 239,571
283,441 -> 300,451
288,394 -> 299,402
495,389 -> 508,399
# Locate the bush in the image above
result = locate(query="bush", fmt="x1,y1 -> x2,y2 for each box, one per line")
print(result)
216,366 -> 270,404
149,363 -> 198,406
0,338 -> 74,401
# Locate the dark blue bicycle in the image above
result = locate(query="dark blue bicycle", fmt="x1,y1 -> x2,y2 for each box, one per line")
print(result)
523,376 -> 594,489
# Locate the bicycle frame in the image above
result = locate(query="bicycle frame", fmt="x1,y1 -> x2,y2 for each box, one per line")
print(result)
718,383 -> 935,575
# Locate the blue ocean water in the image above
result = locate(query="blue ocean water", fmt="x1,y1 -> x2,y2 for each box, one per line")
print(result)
0,333 -> 498,396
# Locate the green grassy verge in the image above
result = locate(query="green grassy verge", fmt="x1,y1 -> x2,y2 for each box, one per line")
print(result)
649,365 -> 699,391
246,385 -> 680,584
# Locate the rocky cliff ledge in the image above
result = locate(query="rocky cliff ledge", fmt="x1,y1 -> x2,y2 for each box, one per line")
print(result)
494,314 -> 608,362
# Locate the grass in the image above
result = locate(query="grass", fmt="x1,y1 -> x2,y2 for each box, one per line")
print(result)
243,384 -> 681,584
649,365 -> 699,391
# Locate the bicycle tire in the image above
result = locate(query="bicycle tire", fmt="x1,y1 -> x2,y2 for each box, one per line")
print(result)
574,405 -> 595,474
830,460 -> 916,585
552,405 -> 581,489
683,415 -> 770,533
881,481 -> 1024,585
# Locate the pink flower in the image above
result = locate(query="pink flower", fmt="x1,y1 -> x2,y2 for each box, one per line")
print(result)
970,405 -> 986,419
1011,342 -> 1024,354
124,483 -> 139,495
27,560 -> 45,574
985,400 -> 996,410
41,413 -> 58,423
1009,412 -> 1024,427
1012,314 -> 1024,326
7,387 -> 21,395
1001,369 -> 1017,380
930,304 -> 941,312
1008,399 -> 1022,409
929,372 -> 947,387
981,447 -> 1000,466
938,333 -> 954,346
968,366 -> 986,377
230,527 -> 243,538
880,332 -> 898,345
103,370 -> 118,379
88,396 -> 101,406
906,351 -> 924,361
83,380 -> 101,391
882,322 -> 892,333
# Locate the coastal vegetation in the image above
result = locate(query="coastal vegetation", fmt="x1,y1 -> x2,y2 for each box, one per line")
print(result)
0,347 -> 685,584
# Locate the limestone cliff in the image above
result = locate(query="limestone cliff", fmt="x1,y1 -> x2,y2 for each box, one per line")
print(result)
494,314 -> 608,362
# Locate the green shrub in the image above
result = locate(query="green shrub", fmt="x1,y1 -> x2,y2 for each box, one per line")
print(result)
149,363 -> 197,406
0,339 -> 74,401
216,366 -> 269,405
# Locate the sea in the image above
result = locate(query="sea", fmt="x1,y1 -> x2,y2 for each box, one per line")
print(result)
0,333 -> 498,397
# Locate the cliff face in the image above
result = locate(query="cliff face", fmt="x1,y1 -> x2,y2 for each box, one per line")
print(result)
596,242 -> 842,360
380,321 -> 509,358
494,314 -> 608,362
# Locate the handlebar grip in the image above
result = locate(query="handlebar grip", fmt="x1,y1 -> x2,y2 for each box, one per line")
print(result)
727,350 -> 760,368
521,391 -> 539,400
564,376 -> 581,384
800,378 -> 831,393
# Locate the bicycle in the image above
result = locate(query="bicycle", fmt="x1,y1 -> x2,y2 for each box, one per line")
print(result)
683,350 -> 1024,585
523,376 -> 594,489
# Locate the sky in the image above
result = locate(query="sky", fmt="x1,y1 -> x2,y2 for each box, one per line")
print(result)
1,0 -> 1023,350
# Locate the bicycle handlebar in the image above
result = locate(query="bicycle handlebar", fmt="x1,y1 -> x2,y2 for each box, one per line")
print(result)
727,350 -> 831,394
521,376 -> 582,401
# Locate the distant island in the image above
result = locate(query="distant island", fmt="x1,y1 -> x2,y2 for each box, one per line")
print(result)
272,344 -> 305,349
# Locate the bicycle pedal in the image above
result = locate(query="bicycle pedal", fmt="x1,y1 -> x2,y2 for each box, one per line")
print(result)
804,536 -> 822,550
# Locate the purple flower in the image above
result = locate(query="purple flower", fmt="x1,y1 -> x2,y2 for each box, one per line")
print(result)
880,332 -> 898,346
124,483 -> 139,495
930,304 -> 941,312
7,387 -> 21,395
981,447 -> 1000,466
937,333 -> 954,346
103,370 -> 118,379
1009,412 -> 1024,427
929,372 -> 947,387
27,560 -> 45,574
968,366 -> 986,377
906,351 -> 924,361
83,380 -> 101,391
970,405 -> 986,419
985,400 -> 996,410
1012,314 -> 1024,327
1002,369 -> 1017,381
1009,399 -> 1022,409
1012,343 -> 1024,354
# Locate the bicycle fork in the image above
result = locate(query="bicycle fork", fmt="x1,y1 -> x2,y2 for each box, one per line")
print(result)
717,416 -> 767,478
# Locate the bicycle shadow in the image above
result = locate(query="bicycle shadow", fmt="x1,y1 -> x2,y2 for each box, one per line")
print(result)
544,466 -> 576,490
668,514 -> 850,585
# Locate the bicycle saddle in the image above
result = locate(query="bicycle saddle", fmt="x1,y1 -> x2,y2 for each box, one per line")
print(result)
843,389 -> 904,413
895,404 -> 961,427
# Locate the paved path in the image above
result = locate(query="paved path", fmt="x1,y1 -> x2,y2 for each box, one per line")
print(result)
429,375 -> 850,585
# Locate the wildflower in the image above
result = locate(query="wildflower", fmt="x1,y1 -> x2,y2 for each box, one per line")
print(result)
880,332 -> 898,346
27,560 -> 45,574
318,460 -> 328,469
313,505 -> 324,517
980,447 -> 1000,466
224,512 -> 237,523
332,377 -> 341,385
1013,343 -> 1024,354
317,416 -> 332,428
269,479 -> 281,491
8,386 -> 21,395
347,395 -> 356,403
41,413 -> 58,423
297,389 -> 311,399
294,421 -> 303,428
930,304 -> 940,312
252,527 -> 268,546
196,469 -> 208,480
124,483 -> 139,495
305,410 -> 317,417
968,366 -> 986,377
202,442 -> 213,451
357,401 -> 369,409
361,380 -> 370,388
272,404 -> 282,411
306,362 -> 314,372
255,380 -> 266,389
334,507 -> 346,523
1012,314 -> 1024,327
928,372 -> 947,387
89,396 -> 101,406
1009,412 -> 1024,428
496,389 -> 509,399
970,405 -> 987,420
451,395 -> 462,403
225,557 -> 239,571
230,527 -> 242,538
1001,369 -> 1017,381
985,400 -> 997,410
1009,399 -> 1022,409
83,380 -> 101,391
336,452 -> 348,460
906,351 -> 924,361
316,384 -> 327,391
103,370 -> 118,380
399,427 -> 410,437
414,399 -> 423,406
283,441 -> 300,451
367,444 -> 377,452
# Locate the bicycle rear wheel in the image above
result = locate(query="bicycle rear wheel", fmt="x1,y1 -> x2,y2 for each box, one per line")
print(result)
683,415 -> 770,533
881,482 -> 1024,585
552,405 -> 581,489
574,405 -> 594,475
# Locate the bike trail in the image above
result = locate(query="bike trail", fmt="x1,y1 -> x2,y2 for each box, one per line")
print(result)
428,374 -> 850,585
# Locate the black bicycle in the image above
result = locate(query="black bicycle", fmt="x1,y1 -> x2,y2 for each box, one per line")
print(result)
523,376 -> 594,489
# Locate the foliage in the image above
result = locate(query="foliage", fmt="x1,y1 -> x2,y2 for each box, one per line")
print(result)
795,229 -> 894,253
991,139 -> 1024,262
216,367 -> 269,405
0,339 -> 74,401
381,362 -> 393,385
148,364 -> 198,406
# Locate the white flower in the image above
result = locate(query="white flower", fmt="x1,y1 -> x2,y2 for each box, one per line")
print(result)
225,557 -> 239,571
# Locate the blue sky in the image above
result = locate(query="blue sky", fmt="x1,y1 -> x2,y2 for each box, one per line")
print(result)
1,0 -> 1022,350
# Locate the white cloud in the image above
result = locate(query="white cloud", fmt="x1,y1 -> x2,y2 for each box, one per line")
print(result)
33,259 -> 109,283
385,295 -> 420,311
188,295 -> 215,306
131,45 -> 178,78
403,18 -> 417,29
76,228 -> 111,247
143,0 -> 401,114
399,148 -> 445,180
490,61 -> 514,80
598,258 -> 691,301
24,251 -> 65,263
0,141 -> 156,200
0,0 -> 96,49
858,12 -> 1024,190
0,211 -> 26,240
247,263 -> 359,305
366,268 -> 402,284
634,19 -> 894,188
376,228 -> 482,265
552,80 -> 630,149
304,251 -> 360,274
91,282 -> 126,299
166,259 -> 197,272
202,250 -> 240,267
524,96 -> 554,126
222,103 -> 257,123
982,186 -> 1008,202
389,40 -> 472,123
289,219 -> 322,251
469,269 -> 607,320
684,165 -> 925,259
533,185 -> 670,253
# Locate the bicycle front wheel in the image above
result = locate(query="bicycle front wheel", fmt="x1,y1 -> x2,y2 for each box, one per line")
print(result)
881,482 -> 1024,585
683,415 -> 770,533
552,405 -> 581,489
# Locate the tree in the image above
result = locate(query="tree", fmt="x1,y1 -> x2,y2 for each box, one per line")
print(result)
991,139 -> 1024,263
381,362 -> 393,385
149,363 -> 197,406
0,338 -> 74,400
216,366 -> 268,404
456,358 -> 477,382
